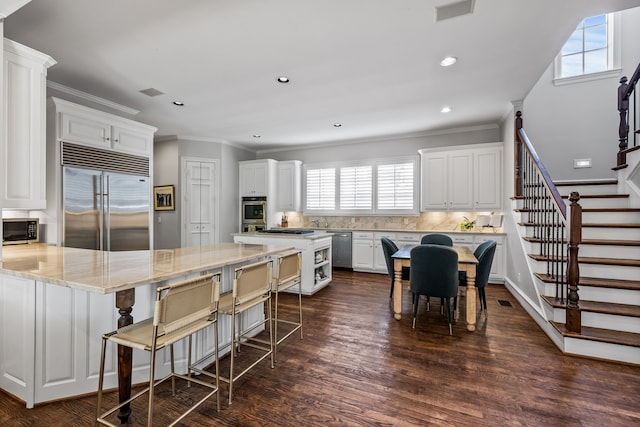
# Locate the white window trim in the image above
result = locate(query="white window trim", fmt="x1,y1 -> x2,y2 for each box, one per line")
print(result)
553,12 -> 622,86
302,156 -> 419,216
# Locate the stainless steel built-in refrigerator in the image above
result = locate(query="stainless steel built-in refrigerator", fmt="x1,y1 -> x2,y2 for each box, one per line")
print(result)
63,166 -> 150,251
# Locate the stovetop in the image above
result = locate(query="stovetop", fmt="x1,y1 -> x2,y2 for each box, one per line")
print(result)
258,229 -> 314,235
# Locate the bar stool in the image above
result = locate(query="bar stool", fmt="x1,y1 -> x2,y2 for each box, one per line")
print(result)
96,272 -> 222,427
272,250 -> 303,362
218,259 -> 274,405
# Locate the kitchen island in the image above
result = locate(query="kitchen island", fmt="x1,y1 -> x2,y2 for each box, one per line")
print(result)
0,242 -> 293,410
232,230 -> 332,295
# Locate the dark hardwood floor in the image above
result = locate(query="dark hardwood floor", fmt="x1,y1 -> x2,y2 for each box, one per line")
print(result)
2,270 -> 639,426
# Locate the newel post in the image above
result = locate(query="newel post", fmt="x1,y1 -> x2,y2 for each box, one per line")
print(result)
566,192 -> 582,333
617,76 -> 629,167
514,111 -> 523,197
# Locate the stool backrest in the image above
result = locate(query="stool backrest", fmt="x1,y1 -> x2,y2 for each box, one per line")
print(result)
234,259 -> 273,305
276,251 -> 302,288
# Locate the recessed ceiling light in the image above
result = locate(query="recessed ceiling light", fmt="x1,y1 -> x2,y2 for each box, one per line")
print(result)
173,101 -> 184,106
277,76 -> 290,83
441,106 -> 452,113
333,123 -> 342,127
440,56 -> 457,67
253,134 -> 261,138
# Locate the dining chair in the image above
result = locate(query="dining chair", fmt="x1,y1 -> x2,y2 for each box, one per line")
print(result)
420,233 -> 453,246
409,244 -> 459,334
459,240 -> 497,312
381,237 -> 410,298
272,251 -> 303,362
218,259 -> 274,405
96,272 -> 222,427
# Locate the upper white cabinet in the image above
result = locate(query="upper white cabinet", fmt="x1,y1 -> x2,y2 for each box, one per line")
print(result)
419,143 -> 502,211
276,160 -> 302,211
53,98 -> 156,156
239,159 -> 276,197
1,39 -> 56,209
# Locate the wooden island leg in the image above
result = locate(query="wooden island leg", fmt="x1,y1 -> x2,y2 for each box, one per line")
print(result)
465,265 -> 477,332
392,259 -> 402,320
115,289 -> 135,424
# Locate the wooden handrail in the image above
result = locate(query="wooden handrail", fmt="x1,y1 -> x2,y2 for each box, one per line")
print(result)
515,112 -> 566,218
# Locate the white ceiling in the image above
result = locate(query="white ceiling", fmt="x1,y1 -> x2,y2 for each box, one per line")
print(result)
5,0 -> 640,151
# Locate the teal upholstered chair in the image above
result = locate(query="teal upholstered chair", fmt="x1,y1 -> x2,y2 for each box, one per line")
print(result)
409,244 -> 459,334
459,240 -> 497,312
381,237 -> 410,298
420,233 -> 453,246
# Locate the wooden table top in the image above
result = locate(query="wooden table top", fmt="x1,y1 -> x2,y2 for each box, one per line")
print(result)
0,243 -> 293,294
392,245 -> 478,264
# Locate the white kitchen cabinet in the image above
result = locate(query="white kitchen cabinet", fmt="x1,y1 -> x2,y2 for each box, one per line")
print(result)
239,159 -> 277,197
276,160 -> 302,211
53,97 -> 155,156
419,143 -> 502,212
1,39 -> 55,209
232,233 -> 332,295
352,231 -> 374,271
474,234 -> 505,283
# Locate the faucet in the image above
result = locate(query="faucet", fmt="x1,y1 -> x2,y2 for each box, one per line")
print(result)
311,219 -> 321,228
324,222 -> 329,228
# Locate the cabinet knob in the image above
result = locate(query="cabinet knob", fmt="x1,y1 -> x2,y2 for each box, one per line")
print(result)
114,139 -> 119,143
105,137 -> 110,141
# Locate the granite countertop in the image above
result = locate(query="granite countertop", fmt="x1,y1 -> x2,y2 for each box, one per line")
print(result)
231,231 -> 334,240
247,227 -> 506,235
0,242 -> 294,294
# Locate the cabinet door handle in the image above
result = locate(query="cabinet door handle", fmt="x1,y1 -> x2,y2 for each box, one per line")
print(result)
105,137 -> 110,141
114,139 -> 119,143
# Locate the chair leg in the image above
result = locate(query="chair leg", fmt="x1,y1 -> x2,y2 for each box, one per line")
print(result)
148,347 -> 157,427
389,277 -> 394,298
96,336 -> 108,424
187,334 -> 193,388
273,289 -> 279,363
298,282 -> 304,340
445,298 -> 453,336
412,294 -> 420,329
229,310 -> 236,406
213,320 -> 220,412
479,288 -> 487,312
170,343 -> 176,396
267,297 -> 275,369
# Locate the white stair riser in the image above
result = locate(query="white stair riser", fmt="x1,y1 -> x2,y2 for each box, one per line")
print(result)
578,244 -> 640,259
531,260 -> 638,281
526,242 -> 640,259
556,184 -> 619,196
582,211 -> 640,223
564,338 -> 640,365
582,227 -> 640,240
579,264 -> 640,282
551,308 -> 640,333
540,281 -> 640,306
565,198 -> 630,209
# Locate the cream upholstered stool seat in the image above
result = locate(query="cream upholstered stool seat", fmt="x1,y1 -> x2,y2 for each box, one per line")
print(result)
272,250 -> 303,362
96,272 -> 222,427
218,259 -> 274,405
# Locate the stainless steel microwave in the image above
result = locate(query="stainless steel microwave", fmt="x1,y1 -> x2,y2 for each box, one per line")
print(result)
2,218 -> 39,245
241,196 -> 267,224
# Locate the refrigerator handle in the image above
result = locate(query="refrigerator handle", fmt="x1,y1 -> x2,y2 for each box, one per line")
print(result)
104,175 -> 111,251
96,174 -> 104,251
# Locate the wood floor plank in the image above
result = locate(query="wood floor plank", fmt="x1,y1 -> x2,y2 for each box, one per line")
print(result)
1,270 -> 639,426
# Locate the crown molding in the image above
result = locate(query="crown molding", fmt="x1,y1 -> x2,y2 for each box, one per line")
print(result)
47,81 -> 140,116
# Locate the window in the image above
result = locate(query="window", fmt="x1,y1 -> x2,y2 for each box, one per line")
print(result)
306,168 -> 335,211
554,12 -> 621,84
303,156 -> 418,215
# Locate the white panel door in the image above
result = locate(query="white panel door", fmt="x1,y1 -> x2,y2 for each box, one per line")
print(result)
473,148 -> 502,210
448,152 -> 473,210
182,157 -> 219,248
420,152 -> 448,210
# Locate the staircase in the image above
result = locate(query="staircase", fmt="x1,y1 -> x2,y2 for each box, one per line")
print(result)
515,179 -> 640,364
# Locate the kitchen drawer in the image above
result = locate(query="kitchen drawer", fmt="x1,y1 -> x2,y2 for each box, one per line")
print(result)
396,233 -> 421,243
374,232 -> 396,240
353,231 -> 374,240
450,234 -> 474,245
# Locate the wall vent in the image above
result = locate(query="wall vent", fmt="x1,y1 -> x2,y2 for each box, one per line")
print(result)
61,142 -> 150,176
139,87 -> 164,97
435,0 -> 475,22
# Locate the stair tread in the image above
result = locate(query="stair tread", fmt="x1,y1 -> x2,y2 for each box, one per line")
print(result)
553,179 -> 618,186
524,237 -> 640,246
516,207 -> 640,213
529,254 -> 640,267
560,194 -> 629,199
543,296 -> 640,317
535,273 -> 640,290
518,221 -> 640,228
551,321 -> 640,348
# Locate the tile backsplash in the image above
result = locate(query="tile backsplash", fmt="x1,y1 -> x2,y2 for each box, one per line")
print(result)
282,211 -> 503,232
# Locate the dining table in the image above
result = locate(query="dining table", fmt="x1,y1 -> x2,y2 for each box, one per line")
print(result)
391,245 -> 479,331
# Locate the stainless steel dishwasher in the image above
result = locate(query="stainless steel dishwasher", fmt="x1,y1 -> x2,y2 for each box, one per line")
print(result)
328,230 -> 352,269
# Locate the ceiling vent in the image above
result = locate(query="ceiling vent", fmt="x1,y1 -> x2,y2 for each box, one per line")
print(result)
435,0 -> 475,22
139,87 -> 165,97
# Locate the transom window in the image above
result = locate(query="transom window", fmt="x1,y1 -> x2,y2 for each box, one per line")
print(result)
304,156 -> 418,216
554,13 -> 620,84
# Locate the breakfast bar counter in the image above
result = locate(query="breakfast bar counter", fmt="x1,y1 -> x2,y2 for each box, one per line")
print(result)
0,242 -> 293,412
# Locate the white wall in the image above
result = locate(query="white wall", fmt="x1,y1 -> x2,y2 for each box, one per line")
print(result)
258,126 -> 501,163
524,6 -> 640,181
